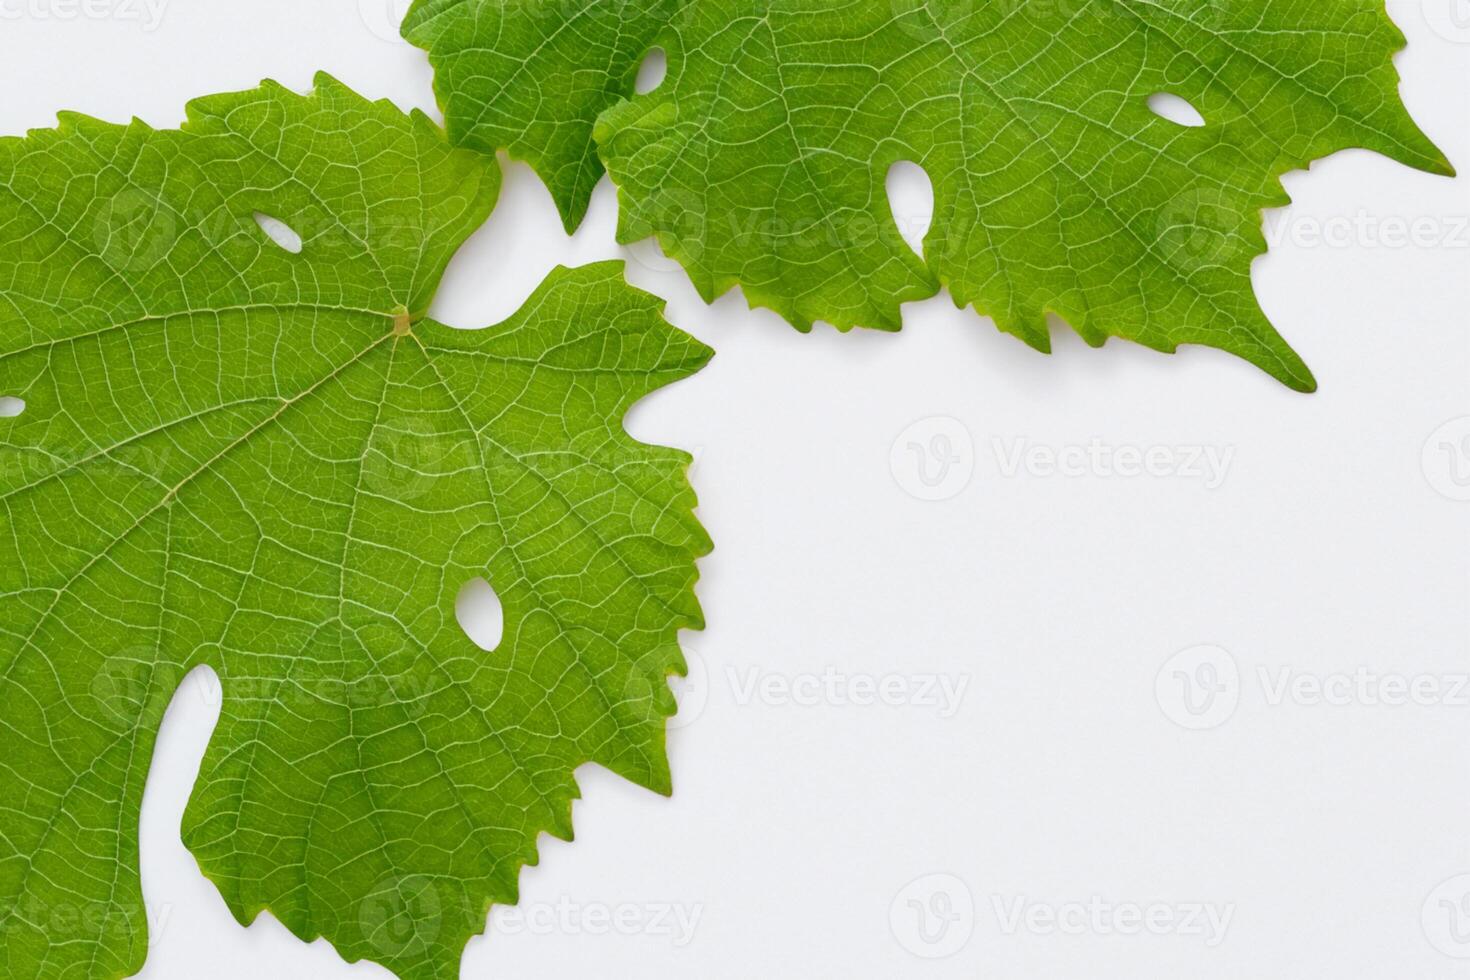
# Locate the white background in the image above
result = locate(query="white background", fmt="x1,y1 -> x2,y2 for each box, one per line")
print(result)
2,1 -> 1468,977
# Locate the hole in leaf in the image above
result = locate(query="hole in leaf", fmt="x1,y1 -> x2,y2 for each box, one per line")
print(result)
885,160 -> 934,258
635,47 -> 668,94
455,577 -> 504,652
136,662 -> 222,910
0,397 -> 24,417
253,212 -> 304,254
1147,92 -> 1206,128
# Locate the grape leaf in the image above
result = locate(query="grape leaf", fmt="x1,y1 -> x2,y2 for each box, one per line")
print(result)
403,0 -> 676,234
0,74 -> 711,980
407,0 -> 1453,390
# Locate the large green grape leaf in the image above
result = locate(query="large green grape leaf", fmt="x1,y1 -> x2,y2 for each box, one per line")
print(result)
0,74 -> 711,980
408,0 -> 1453,390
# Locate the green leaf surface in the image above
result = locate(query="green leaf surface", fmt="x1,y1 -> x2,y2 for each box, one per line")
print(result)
403,0 -> 677,233
410,0 -> 1453,390
0,74 -> 711,980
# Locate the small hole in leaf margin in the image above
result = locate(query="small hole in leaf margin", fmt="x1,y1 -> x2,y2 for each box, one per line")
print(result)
254,212 -> 304,254
636,47 -> 668,94
456,577 -> 504,652
1147,92 -> 1206,128
885,160 -> 934,258
0,397 -> 25,417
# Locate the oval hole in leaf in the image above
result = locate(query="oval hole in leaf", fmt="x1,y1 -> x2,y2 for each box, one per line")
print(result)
253,212 -> 304,254
1147,92 -> 1206,128
635,47 -> 668,94
455,577 -> 504,652
0,397 -> 25,417
885,160 -> 933,258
